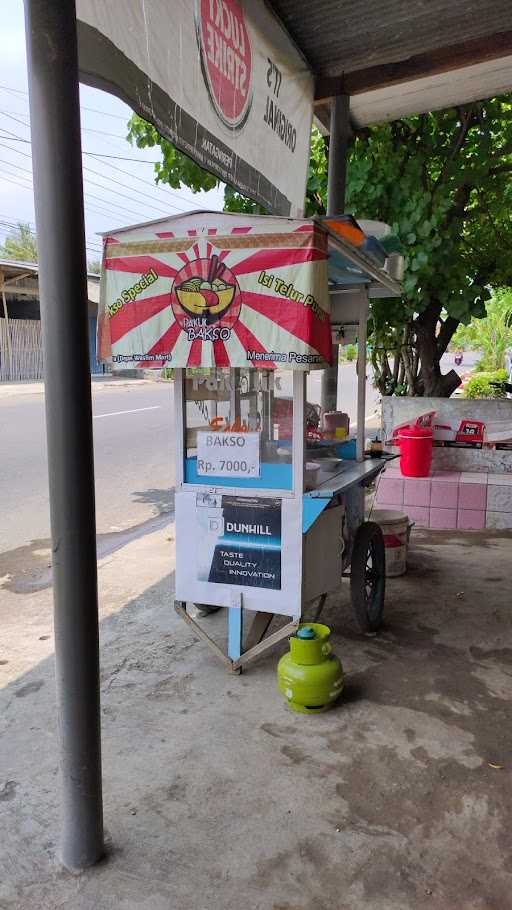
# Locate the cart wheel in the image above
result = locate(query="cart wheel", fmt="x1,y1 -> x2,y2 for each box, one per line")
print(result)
194,603 -> 222,615
350,521 -> 385,633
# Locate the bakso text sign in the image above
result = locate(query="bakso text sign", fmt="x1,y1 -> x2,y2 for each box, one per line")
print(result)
197,431 -> 261,478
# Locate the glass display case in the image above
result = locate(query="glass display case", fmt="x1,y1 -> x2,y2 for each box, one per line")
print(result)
181,367 -> 296,491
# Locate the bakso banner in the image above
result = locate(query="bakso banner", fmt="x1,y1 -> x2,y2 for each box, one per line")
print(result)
99,218 -> 332,370
76,0 -> 313,215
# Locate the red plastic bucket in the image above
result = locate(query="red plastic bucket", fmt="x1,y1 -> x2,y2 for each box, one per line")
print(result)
398,425 -> 433,477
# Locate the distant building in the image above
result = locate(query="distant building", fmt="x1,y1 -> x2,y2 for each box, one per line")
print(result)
0,259 -> 104,381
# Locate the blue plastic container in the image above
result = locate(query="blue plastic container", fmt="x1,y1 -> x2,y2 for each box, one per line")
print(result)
335,439 -> 357,460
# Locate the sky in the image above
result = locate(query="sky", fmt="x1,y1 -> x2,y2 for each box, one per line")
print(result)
0,0 -> 224,264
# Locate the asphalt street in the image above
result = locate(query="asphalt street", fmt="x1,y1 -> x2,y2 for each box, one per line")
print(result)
1,354 -> 474,555
0,383 -> 175,553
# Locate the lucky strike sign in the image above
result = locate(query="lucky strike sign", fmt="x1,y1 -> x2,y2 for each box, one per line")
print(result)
77,0 -> 313,215
99,218 -> 332,370
196,0 -> 253,129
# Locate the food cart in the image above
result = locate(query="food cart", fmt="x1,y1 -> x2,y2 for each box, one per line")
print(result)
99,211 -> 402,670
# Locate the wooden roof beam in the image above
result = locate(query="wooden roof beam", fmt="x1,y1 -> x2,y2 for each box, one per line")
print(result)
315,29 -> 512,103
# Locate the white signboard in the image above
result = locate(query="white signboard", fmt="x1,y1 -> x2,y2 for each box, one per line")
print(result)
197,431 -> 260,478
76,0 -> 313,215
175,490 -> 303,616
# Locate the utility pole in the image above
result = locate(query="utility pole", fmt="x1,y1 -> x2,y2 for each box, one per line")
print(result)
24,0 -> 104,871
321,93 -> 350,414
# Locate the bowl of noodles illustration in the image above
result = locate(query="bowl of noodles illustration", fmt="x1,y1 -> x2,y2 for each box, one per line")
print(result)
175,255 -> 237,322
176,276 -> 235,317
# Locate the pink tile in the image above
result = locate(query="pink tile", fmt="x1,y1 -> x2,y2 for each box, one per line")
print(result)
430,480 -> 459,508
376,477 -> 404,505
383,463 -> 402,476
458,483 -> 487,510
405,506 -> 429,528
429,508 -> 457,529
404,478 -> 431,507
457,509 -> 486,530
434,470 -> 461,481
460,472 -> 488,484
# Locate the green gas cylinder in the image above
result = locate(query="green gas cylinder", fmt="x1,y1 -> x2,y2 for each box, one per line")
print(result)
278,623 -> 344,714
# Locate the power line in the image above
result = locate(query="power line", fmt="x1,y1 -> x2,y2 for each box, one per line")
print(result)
0,83 -> 130,122
0,212 -> 102,252
0,130 -> 200,209
0,105 -> 134,142
0,168 -> 130,234
0,110 -> 161,163
0,107 -> 216,207
0,221 -> 101,254
81,150 -> 203,208
0,123 -> 160,165
0,133 -> 173,217
0,226 -> 101,259
0,128 -> 203,213
0,152 -> 170,221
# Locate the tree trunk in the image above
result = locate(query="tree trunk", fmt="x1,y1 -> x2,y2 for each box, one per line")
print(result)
415,304 -> 462,397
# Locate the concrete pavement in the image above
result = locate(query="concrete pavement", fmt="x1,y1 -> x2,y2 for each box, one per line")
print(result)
1,520 -> 512,909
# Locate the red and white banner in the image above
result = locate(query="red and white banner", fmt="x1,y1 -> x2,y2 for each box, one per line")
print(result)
99,214 -> 332,370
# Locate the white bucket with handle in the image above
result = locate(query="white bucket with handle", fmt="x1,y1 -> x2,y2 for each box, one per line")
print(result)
373,509 -> 410,577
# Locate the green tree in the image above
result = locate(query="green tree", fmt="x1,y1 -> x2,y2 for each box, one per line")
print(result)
0,222 -> 38,262
451,289 -> 512,371
0,223 -> 101,275
127,96 -> 512,396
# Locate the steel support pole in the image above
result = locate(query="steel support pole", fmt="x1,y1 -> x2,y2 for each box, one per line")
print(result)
356,295 -> 369,462
321,94 -> 350,414
327,95 -> 350,217
23,0 -> 104,871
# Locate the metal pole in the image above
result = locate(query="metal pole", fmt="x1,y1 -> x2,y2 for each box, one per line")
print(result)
23,0 -> 104,871
356,294 -> 369,462
1,279 -> 13,381
321,94 -> 350,414
327,94 -> 350,217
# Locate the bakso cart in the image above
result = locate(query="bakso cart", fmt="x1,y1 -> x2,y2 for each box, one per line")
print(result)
99,211 -> 402,670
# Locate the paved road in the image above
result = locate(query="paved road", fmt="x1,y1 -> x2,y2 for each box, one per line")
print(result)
2,348 -> 477,555
1,366 -> 378,554
0,383 -> 175,553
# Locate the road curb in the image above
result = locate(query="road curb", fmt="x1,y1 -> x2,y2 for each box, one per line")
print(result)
0,376 -> 164,399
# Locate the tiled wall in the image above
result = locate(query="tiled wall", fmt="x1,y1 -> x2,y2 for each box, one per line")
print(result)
382,397 -> 512,474
376,466 -> 512,530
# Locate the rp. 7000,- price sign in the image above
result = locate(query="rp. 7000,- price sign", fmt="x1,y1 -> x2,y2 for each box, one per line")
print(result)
196,431 -> 261,479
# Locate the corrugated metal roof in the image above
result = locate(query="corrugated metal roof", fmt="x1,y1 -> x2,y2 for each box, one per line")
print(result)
0,259 -> 100,304
0,259 -> 38,277
0,259 -> 100,281
269,0 -> 512,77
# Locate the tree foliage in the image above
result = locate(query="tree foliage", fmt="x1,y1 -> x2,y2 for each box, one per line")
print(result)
0,221 -> 100,274
451,289 -> 512,371
348,101 -> 512,396
464,369 -> 508,398
0,222 -> 38,262
127,97 -> 512,396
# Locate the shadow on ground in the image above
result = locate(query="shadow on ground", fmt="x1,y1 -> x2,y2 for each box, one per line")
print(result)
1,530 -> 512,910
0,489 -> 175,594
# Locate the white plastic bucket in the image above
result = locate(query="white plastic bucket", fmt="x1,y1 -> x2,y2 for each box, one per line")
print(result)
373,509 -> 409,577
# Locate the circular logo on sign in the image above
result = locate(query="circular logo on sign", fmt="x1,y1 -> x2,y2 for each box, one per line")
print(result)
195,0 -> 253,130
171,257 -> 242,328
